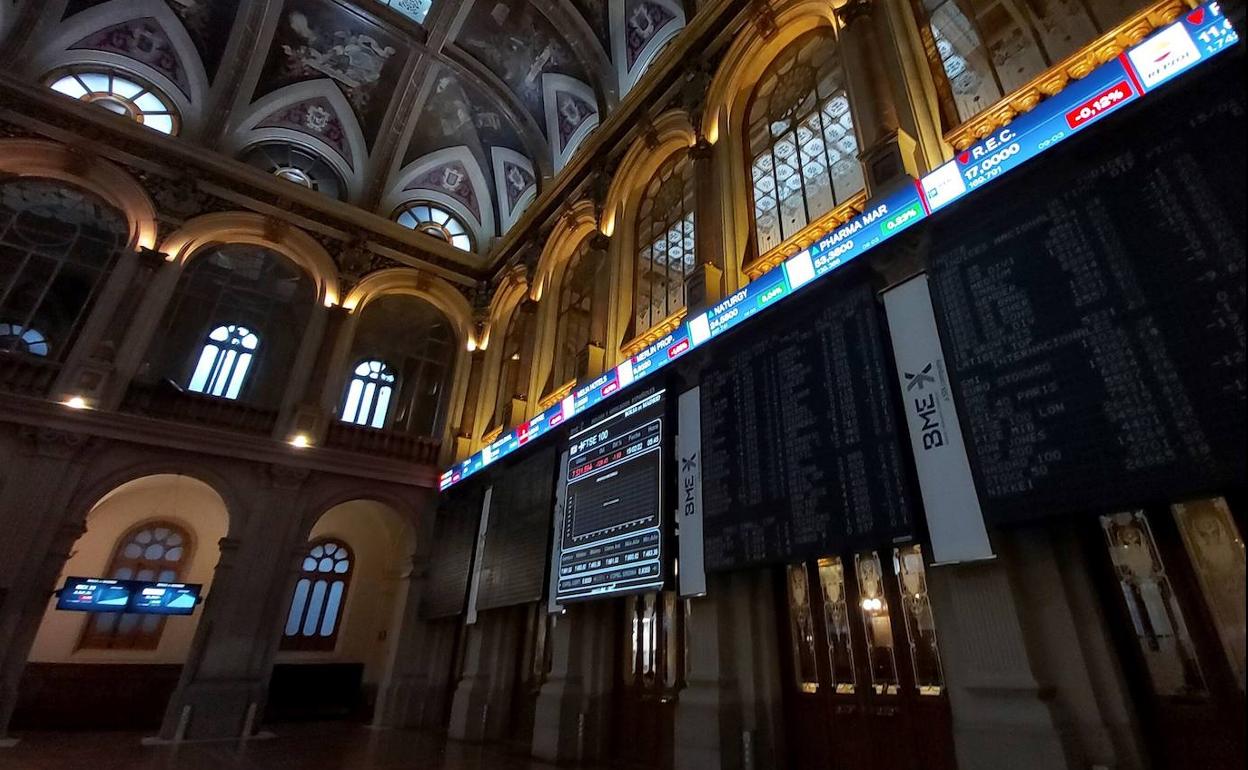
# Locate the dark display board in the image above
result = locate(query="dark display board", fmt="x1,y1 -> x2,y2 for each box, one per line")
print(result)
700,281 -> 912,570
420,483 -> 483,619
554,389 -> 666,602
929,68 -> 1246,523
476,445 -> 558,611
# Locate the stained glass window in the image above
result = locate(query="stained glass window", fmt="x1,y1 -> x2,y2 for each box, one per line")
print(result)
79,522 -> 192,650
623,591 -> 683,693
282,539 -> 353,651
395,203 -> 473,252
786,563 -> 820,692
187,324 -> 259,400
48,70 -> 178,135
747,32 -> 864,255
341,359 -> 397,429
379,0 -> 431,23
635,152 -> 695,334
816,557 -> 857,693
918,0 -> 1155,125
494,302 -> 534,429
893,544 -> 945,694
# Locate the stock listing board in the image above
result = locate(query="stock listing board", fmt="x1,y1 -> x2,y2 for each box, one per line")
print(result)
553,390 -> 667,603
928,57 -> 1246,522
420,481 -> 484,619
438,2 -> 1238,494
475,445 -> 559,611
699,282 -> 913,569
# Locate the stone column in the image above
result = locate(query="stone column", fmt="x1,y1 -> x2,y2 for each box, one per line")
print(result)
52,246 -> 164,406
0,428 -> 92,741
836,0 -> 931,193
275,304 -> 329,441
371,554 -> 431,729
689,137 -> 728,306
157,464 -> 311,741
674,588 -> 730,770
287,304 -> 351,444
925,554 -> 1072,770
106,254 -> 182,408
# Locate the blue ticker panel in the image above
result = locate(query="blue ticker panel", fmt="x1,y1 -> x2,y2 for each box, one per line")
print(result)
441,2 -> 1239,491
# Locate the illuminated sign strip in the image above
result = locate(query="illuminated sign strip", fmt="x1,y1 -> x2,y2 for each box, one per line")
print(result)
441,3 -> 1238,491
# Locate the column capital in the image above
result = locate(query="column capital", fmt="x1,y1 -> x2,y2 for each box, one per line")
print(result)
835,0 -> 876,26
18,426 -> 91,460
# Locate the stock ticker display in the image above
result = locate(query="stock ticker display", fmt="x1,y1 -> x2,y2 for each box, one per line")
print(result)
554,390 -> 666,602
699,282 -> 913,569
928,58 -> 1246,522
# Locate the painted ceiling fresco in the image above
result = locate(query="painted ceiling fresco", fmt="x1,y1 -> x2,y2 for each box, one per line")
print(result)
257,0 -> 412,148
63,0 -> 239,81
23,0 -> 687,255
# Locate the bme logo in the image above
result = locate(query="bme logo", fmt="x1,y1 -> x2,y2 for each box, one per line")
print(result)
905,362 -> 944,450
681,453 -> 698,518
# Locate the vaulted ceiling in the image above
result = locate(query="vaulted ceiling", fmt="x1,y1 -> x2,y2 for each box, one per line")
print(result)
2,0 -> 689,261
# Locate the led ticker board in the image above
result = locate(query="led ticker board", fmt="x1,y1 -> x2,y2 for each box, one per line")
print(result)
553,390 -> 666,603
439,2 -> 1239,491
55,577 -> 202,615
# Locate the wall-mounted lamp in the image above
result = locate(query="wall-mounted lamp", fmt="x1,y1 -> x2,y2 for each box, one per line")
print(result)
63,396 -> 90,410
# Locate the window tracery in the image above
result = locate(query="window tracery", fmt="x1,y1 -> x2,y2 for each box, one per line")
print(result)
241,143 -> 344,201
47,70 -> 178,135
187,324 -> 259,400
79,522 -> 192,650
747,32 -> 864,254
341,359 -> 397,429
282,539 -> 353,651
395,203 -> 473,252
635,152 -> 696,334
552,238 -> 607,389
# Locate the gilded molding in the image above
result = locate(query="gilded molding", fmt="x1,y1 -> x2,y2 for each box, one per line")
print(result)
535,379 -> 577,415
620,307 -> 689,359
743,190 -> 870,281
944,0 -> 1186,151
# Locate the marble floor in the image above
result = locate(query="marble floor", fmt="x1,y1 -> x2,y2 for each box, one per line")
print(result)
0,722 -> 578,770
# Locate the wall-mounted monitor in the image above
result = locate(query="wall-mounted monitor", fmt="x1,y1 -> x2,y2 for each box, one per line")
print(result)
55,577 -> 202,615
551,388 -> 667,605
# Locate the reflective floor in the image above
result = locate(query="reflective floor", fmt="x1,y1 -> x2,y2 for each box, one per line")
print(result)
0,722 -> 573,770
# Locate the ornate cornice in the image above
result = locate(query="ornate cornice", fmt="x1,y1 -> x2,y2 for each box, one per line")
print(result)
620,306 -> 689,359
943,0 -> 1185,151
742,191 -> 870,281
535,379 -> 577,415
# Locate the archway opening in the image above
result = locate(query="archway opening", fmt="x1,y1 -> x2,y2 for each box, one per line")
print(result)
266,499 -> 413,724
16,474 -> 229,731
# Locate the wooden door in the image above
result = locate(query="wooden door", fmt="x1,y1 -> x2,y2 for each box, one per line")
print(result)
778,545 -> 957,770
1092,494 -> 1246,769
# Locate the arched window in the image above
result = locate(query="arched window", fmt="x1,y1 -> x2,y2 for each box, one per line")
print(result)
747,32 -> 864,255
47,69 -> 179,135
187,324 -> 259,399
493,301 -> 534,429
552,239 -> 607,389
282,539 -> 353,651
0,323 -> 49,356
78,522 -> 193,650
379,0 -> 431,23
635,152 -> 695,334
341,359 -> 397,429
241,143 -> 344,201
0,180 -> 129,366
395,203 -> 473,252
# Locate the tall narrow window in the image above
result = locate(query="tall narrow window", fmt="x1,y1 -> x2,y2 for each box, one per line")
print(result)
816,557 -> 857,693
187,324 -> 259,399
786,563 -> 820,692
78,522 -> 193,650
552,239 -> 607,389
893,544 -> 945,694
494,302 -> 534,429
635,152 -> 695,334
855,550 -> 900,694
282,539 -> 353,651
747,32 -> 864,255
341,359 -> 397,429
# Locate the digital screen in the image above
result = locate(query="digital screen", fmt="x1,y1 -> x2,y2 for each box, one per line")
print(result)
438,1 -> 1236,492
55,577 -> 202,615
554,390 -> 666,603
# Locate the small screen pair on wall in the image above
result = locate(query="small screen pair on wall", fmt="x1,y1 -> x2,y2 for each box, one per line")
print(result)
54,576 -> 203,616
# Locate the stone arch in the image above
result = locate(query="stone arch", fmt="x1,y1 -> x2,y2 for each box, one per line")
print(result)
0,138 -> 159,252
384,147 -> 496,251
472,266 -> 532,440
159,212 -> 341,308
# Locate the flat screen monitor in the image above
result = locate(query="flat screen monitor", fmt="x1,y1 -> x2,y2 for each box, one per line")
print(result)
55,576 -> 202,615
553,389 -> 667,604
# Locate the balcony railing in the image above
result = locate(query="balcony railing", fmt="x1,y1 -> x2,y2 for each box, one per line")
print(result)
324,421 -> 441,464
0,354 -> 61,398
121,380 -> 278,436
